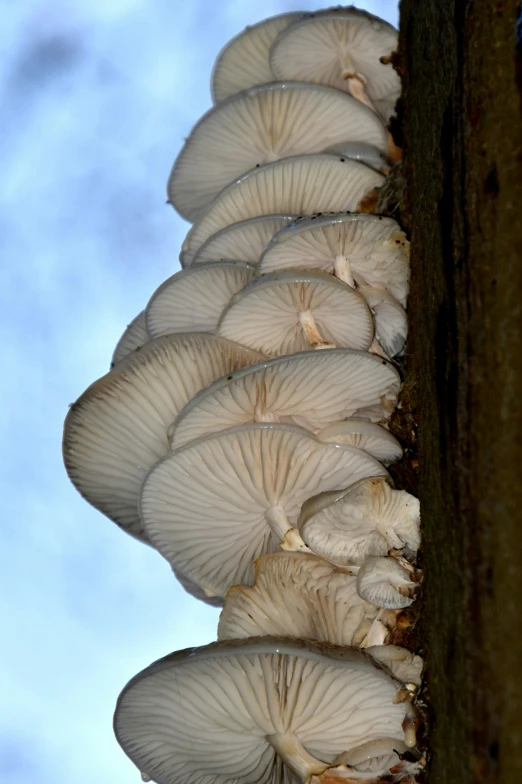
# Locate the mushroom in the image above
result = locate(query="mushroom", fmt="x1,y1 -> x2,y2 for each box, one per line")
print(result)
139,423 -> 389,599
192,214 -> 296,266
218,269 -> 374,355
211,12 -> 304,103
180,155 -> 384,267
298,477 -> 420,566
364,645 -> 423,687
170,350 -> 401,449
168,82 -> 388,220
316,421 -> 403,465
356,557 -> 419,609
357,285 -> 407,359
63,333 -> 261,541
145,262 -> 255,339
269,8 -> 400,122
114,636 -> 416,784
111,311 -> 148,367
311,737 -> 422,783
217,552 -> 380,647
322,141 -> 390,173
258,213 -> 409,307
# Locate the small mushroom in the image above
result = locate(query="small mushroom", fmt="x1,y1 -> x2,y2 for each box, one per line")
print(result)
180,154 -> 384,267
358,285 -> 407,359
114,636 -> 415,784
192,214 -> 295,266
356,557 -> 419,609
218,269 -> 374,355
170,349 -> 401,449
322,141 -> 390,173
169,82 -> 388,220
145,262 -> 255,339
316,420 -> 403,465
111,311 -> 148,367
364,645 -> 423,687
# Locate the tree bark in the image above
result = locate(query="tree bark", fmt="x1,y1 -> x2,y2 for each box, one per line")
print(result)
397,1 -> 522,781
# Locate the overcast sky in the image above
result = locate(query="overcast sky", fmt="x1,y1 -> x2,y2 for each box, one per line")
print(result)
1,1 -> 398,782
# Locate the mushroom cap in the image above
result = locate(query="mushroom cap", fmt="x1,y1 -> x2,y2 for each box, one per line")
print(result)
192,215 -> 296,266
316,420 -> 403,465
114,636 -> 411,784
170,350 -> 401,449
322,141 -> 389,172
358,285 -> 407,358
169,82 -> 388,221
111,311 -> 148,367
299,477 -> 420,565
365,645 -> 423,687
63,333 -> 261,541
211,12 -> 304,103
258,213 -> 409,306
218,269 -> 374,355
269,9 -> 400,119
218,552 -> 379,647
172,565 -> 224,608
139,423 -> 389,598
145,262 -> 255,339
356,556 -> 418,609
180,155 -> 384,267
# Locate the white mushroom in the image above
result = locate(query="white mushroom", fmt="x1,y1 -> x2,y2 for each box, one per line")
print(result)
211,12 -> 304,103
145,262 -> 255,339
169,83 -> 388,220
258,213 -> 409,306
114,637 -> 415,784
316,420 -> 403,465
139,423 -> 389,598
170,350 -> 401,449
63,334 -> 261,540
299,477 -> 420,565
358,285 -> 407,358
311,737 -> 422,782
269,8 -> 400,122
218,269 -> 374,355
322,141 -> 390,172
356,557 -> 418,609
111,311 -> 148,367
192,214 -> 295,266
365,645 -> 423,687
180,155 -> 384,266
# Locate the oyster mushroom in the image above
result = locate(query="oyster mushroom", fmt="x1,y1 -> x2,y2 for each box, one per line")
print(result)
114,637 -> 415,784
192,214 -> 295,266
316,421 -> 403,465
169,82 -> 388,220
358,285 -> 407,358
170,350 -> 401,449
111,311 -> 148,367
356,557 -> 419,609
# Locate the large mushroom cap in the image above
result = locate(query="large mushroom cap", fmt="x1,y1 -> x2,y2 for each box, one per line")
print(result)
139,423 -> 388,598
269,9 -> 400,121
299,477 -> 420,565
258,213 -> 409,306
192,215 -> 296,266
145,262 -> 255,339
170,350 -> 401,449
114,636 -> 412,784
180,155 -> 384,267
218,552 -> 379,647
211,12 -> 303,103
316,420 -> 403,465
111,311 -> 148,367
218,269 -> 374,355
63,334 -> 261,541
169,82 -> 388,221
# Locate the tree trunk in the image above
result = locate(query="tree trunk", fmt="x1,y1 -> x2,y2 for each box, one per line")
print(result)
397,1 -> 522,781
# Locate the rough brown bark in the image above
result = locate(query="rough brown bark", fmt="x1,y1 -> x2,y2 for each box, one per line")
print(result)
396,0 -> 522,781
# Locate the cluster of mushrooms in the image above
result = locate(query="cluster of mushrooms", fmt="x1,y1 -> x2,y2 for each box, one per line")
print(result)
63,6 -> 425,784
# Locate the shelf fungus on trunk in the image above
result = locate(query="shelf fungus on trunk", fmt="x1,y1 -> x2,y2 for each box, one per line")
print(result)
114,637 -> 419,784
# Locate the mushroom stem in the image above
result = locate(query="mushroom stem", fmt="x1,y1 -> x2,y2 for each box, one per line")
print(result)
333,254 -> 355,287
345,74 -> 378,114
265,506 -> 311,552
267,732 -> 328,782
299,310 -> 336,349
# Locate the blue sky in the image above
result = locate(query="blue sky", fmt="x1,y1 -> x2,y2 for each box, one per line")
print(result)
0,1 -> 398,781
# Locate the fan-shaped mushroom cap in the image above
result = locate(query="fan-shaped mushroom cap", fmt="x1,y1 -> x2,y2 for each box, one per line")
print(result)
63,334 -> 261,541
180,155 -> 384,266
111,311 -> 148,367
169,83 -> 388,221
359,285 -> 407,358
140,423 -> 388,598
211,12 -> 303,103
218,552 -> 379,646
322,141 -> 389,173
258,213 -> 409,306
317,421 -> 403,465
299,477 -> 420,566
269,9 -> 400,121
192,215 -> 296,266
218,270 -> 374,355
172,565 -> 224,608
365,645 -> 423,687
170,351 -> 401,449
114,636 -> 413,784
356,557 -> 418,609
145,262 -> 255,339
